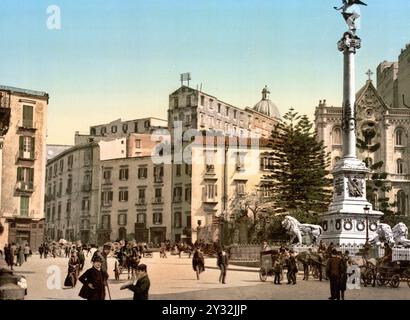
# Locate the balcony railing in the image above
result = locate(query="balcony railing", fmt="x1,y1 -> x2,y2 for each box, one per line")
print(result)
16,150 -> 36,162
17,120 -> 37,131
81,184 -> 92,192
15,181 -> 34,193
152,197 -> 164,204
173,196 -> 182,203
154,176 -> 163,183
136,198 -> 147,206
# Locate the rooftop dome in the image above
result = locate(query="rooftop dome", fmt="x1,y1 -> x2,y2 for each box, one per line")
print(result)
253,86 -> 281,119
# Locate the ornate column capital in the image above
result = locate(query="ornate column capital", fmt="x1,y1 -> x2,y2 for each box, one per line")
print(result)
338,32 -> 361,53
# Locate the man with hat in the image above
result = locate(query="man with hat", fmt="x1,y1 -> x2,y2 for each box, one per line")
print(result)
120,264 -> 151,300
326,249 -> 344,300
79,254 -> 109,300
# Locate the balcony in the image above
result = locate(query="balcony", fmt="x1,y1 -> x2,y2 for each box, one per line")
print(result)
203,196 -> 218,204
152,197 -> 164,204
15,181 -> 34,193
17,120 -> 37,132
173,196 -> 182,203
136,198 -> 147,206
102,179 -> 112,185
80,211 -> 90,218
16,150 -> 36,162
101,201 -> 112,208
154,176 -> 163,183
81,184 -> 92,192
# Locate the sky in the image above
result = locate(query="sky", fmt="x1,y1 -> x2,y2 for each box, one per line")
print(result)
1,0 -> 409,145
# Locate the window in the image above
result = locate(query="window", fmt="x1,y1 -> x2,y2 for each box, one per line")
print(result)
22,105 -> 34,128
153,212 -> 163,225
119,190 -> 129,202
111,126 -> 117,133
101,127 -> 107,135
138,189 -> 146,200
57,202 -> 61,220
236,152 -> 246,171
200,96 -> 205,106
203,184 -> 217,201
134,122 -> 139,133
137,213 -> 146,224
135,139 -> 141,148
185,164 -> 191,176
397,190 -> 407,216
46,207 -> 51,222
103,170 -> 111,181
58,159 -> 64,173
20,196 -> 29,217
82,198 -> 90,210
84,149 -> 92,166
66,199 -> 71,216
118,214 -> 127,226
101,215 -> 111,230
209,99 -> 214,108
186,95 -> 191,107
53,163 -> 58,177
332,127 -> 342,145
173,97 -> 179,108
175,212 -> 182,228
154,188 -> 162,202
236,182 -> 246,197
226,107 -> 229,117
53,183 -> 56,197
154,166 -> 164,182
90,128 -> 96,135
173,187 -> 182,202
397,159 -> 405,174
396,129 -> 404,146
102,190 -> 113,206
66,176 -> 72,194
233,110 -> 237,119
17,167 -> 34,190
119,168 -> 129,180
58,181 -> 62,197
262,185 -> 273,198
260,156 -> 274,171
185,186 -> 191,202
176,164 -> 181,177
19,136 -> 35,159
185,115 -> 191,126
187,215 -> 192,228
68,155 -> 73,169
138,167 -> 148,179
144,120 -> 150,129
51,205 -> 55,222
122,124 -> 128,133
218,104 -> 221,113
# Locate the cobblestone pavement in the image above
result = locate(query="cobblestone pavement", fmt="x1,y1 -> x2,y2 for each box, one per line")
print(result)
12,250 -> 410,300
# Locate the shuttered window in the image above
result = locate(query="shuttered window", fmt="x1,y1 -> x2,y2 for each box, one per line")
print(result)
22,105 -> 34,128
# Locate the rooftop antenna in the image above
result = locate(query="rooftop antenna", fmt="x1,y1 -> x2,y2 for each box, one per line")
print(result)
180,72 -> 191,87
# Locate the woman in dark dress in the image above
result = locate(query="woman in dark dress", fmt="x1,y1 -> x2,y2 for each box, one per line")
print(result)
192,247 -> 205,280
65,251 -> 79,288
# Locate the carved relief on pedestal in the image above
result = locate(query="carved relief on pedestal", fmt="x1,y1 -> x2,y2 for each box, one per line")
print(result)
346,175 -> 365,198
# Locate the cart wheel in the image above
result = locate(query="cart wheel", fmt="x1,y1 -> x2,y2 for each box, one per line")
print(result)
390,275 -> 400,288
363,270 -> 375,287
259,268 -> 268,282
312,267 -> 319,279
376,273 -> 387,287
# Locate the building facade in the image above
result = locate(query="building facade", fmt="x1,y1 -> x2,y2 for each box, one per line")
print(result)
315,44 -> 410,218
0,86 -> 49,251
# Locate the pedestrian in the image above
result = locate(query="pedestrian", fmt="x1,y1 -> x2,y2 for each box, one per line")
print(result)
65,245 -> 70,258
77,246 -> 85,271
262,240 -> 271,252
120,264 -> 151,300
39,244 -> 44,259
286,250 -> 298,285
192,247 -> 205,280
326,249 -> 344,300
273,255 -> 282,285
78,255 -> 109,300
217,248 -> 229,284
5,244 -> 13,270
340,251 -> 350,300
17,245 -> 24,267
24,244 -> 30,262
65,251 -> 79,288
44,243 -> 49,259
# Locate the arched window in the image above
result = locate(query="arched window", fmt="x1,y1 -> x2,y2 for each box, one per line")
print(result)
332,127 -> 342,145
397,190 -> 407,216
396,129 -> 404,146
397,159 -> 405,174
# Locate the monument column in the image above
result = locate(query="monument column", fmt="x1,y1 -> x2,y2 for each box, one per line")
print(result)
321,1 -> 383,245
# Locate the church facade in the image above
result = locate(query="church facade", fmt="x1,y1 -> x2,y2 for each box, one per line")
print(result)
315,44 -> 410,217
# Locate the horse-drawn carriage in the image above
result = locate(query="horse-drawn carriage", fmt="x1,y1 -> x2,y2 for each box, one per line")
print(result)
113,246 -> 141,280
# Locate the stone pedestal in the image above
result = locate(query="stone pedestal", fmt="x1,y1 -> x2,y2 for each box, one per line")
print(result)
322,158 -> 383,244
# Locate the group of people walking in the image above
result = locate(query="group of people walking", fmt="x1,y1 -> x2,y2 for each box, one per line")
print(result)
3,243 -> 31,269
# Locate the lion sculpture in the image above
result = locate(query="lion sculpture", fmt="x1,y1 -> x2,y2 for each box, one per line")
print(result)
282,216 -> 323,246
392,223 -> 410,247
369,223 -> 395,246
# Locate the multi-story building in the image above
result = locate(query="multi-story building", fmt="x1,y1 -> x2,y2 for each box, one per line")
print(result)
98,157 -> 172,245
0,86 -> 49,251
315,44 -> 410,217
167,85 -> 281,243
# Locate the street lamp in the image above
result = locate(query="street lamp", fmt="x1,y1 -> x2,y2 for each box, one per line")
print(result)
364,205 -> 370,244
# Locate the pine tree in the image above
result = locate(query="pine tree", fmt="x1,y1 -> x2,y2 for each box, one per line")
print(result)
265,108 -> 332,215
356,127 -> 395,218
